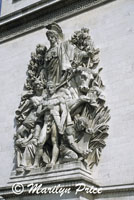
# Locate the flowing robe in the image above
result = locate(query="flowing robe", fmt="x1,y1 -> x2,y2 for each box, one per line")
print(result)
44,41 -> 74,83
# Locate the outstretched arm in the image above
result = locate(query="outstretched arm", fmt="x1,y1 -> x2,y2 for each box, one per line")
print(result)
60,102 -> 68,129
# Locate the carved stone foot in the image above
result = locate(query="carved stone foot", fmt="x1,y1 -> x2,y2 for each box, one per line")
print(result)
24,166 -> 34,172
33,165 -> 40,168
26,164 -> 40,170
16,167 -> 24,174
46,162 -> 55,168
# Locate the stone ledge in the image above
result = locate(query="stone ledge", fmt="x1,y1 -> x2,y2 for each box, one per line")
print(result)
1,181 -> 134,198
0,0 -> 116,44
0,0 -> 63,25
0,161 -> 96,198
9,161 -> 94,185
102,184 -> 134,194
0,161 -> 134,197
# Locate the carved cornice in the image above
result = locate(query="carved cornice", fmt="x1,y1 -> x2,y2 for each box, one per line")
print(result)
0,162 -> 96,198
1,183 -> 134,198
102,184 -> 134,194
0,0 -> 116,44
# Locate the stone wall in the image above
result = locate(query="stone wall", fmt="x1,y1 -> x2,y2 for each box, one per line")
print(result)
1,0 -> 41,16
0,0 -> 134,198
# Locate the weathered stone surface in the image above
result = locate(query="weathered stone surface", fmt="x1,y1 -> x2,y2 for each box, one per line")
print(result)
13,22 -> 109,175
0,161 -> 97,200
1,0 -> 41,16
0,0 -> 115,44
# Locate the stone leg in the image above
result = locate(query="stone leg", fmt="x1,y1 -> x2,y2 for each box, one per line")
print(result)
50,122 -> 59,166
33,123 -> 50,167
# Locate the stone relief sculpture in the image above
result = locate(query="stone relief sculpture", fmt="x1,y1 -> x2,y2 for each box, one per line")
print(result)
14,23 -> 110,174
